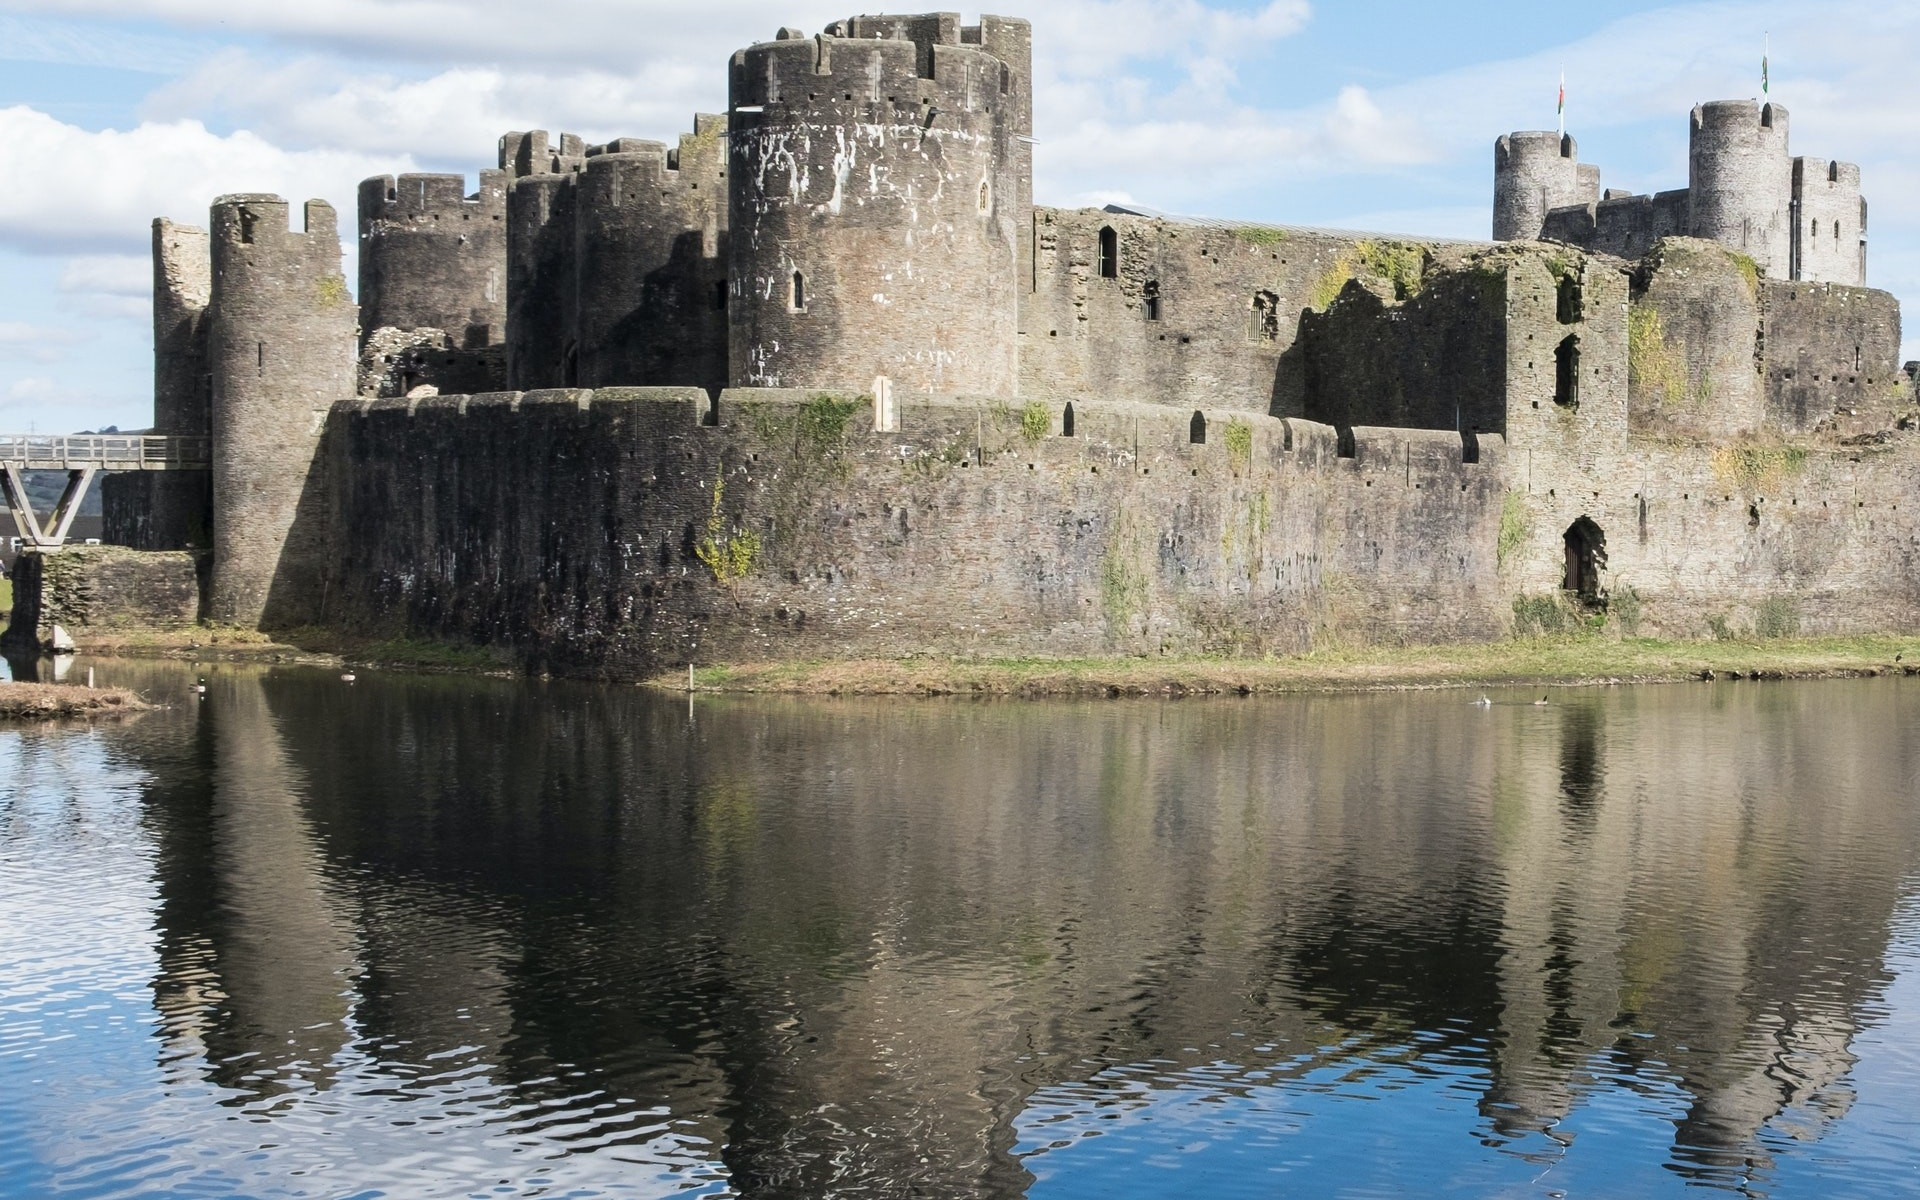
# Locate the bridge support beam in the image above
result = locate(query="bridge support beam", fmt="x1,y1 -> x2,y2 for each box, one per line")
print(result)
2,464 -> 100,550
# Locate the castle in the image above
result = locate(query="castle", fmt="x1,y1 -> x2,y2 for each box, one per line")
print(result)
34,12 -> 1920,673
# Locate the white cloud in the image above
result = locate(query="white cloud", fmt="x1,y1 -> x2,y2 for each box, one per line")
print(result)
0,105 -> 406,255
59,254 -> 150,321
2,376 -> 91,418
0,321 -> 86,364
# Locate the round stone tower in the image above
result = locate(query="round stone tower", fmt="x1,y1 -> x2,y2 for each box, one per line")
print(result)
357,170 -> 508,347
1688,100 -> 1791,276
572,119 -> 729,391
1492,132 -> 1593,242
206,194 -> 357,628
727,16 -> 1025,396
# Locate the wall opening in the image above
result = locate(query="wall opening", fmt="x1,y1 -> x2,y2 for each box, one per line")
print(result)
562,341 -> 579,387
1562,516 -> 1607,605
1553,334 -> 1580,408
714,279 -> 728,310
1062,402 -> 1075,437
1247,290 -> 1279,343
978,180 -> 991,213
790,270 -> 807,311
238,209 -> 257,244
1189,411 -> 1206,444
1143,280 -> 1160,321
1460,430 -> 1480,464
1097,226 -> 1118,278
1761,103 -> 1776,128
1555,275 -> 1581,324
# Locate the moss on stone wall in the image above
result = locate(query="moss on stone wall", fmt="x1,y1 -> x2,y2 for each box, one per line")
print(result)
1496,492 -> 1532,571
1627,306 -> 1692,413
1222,418 -> 1253,464
1230,226 -> 1288,246
1308,239 -> 1429,311
1711,443 -> 1808,493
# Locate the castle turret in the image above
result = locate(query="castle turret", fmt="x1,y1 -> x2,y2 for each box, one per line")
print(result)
727,14 -> 1026,396
1688,100 -> 1791,276
1493,132 -> 1597,242
1791,157 -> 1865,285
571,118 -> 730,391
206,194 -> 356,628
357,170 -> 509,347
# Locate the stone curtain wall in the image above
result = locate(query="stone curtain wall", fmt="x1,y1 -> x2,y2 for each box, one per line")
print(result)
3,547 -> 201,647
322,390 -> 1506,677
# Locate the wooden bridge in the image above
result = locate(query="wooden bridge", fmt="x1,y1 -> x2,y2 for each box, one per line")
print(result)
0,435 -> 211,551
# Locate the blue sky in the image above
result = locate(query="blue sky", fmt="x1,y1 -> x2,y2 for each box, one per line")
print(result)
1,0 -> 1915,433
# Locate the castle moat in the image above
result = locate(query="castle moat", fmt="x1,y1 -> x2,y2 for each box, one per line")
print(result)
4,659 -> 1918,1198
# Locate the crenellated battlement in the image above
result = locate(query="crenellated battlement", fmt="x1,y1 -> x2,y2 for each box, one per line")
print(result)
730,29 -> 1012,117
1691,98 -> 1789,140
210,194 -> 339,247
358,171 -> 509,224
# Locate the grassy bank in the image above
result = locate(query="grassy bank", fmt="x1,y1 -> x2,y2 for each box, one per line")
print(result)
0,681 -> 149,719
659,634 -> 1920,697
31,626 -> 513,675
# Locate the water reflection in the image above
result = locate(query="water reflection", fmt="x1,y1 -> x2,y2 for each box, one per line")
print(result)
6,663 -> 1919,1197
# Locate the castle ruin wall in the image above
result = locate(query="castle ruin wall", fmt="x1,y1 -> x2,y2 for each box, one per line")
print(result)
321,390 -> 1507,675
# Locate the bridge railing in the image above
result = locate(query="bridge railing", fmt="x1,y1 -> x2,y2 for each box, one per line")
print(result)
0,434 -> 212,469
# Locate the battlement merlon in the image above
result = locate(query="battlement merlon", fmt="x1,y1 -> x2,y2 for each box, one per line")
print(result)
499,130 -> 589,178
1794,157 -> 1862,190
1691,98 -> 1790,141
357,172 -> 510,226
209,195 -> 340,246
731,35 -> 1019,124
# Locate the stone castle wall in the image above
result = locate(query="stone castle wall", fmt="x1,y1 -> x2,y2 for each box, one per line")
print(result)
320,389 -> 1506,676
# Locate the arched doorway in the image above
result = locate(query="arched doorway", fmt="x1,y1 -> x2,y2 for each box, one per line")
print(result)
1563,516 -> 1607,605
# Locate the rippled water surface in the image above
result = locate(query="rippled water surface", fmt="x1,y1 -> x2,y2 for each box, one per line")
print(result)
4,660 -> 1920,1198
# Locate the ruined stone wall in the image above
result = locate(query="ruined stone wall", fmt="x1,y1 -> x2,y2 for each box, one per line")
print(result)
206,194 -> 356,628
112,217 -> 216,550
1626,239 -> 1766,441
1762,278 -> 1903,435
1018,209 -> 1493,417
2,547 -> 202,646
1505,437 -> 1920,639
1791,158 -> 1865,286
320,389 -> 1505,677
727,25 -> 1022,395
1541,189 -> 1688,262
1295,264 -> 1509,434
1503,241 -> 1920,638
357,171 -> 508,347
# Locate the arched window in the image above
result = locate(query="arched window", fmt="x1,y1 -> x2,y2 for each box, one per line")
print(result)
1554,334 -> 1580,408
790,270 -> 806,311
1189,410 -> 1207,444
1143,280 -> 1161,321
1062,402 -> 1076,437
1097,226 -> 1118,279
